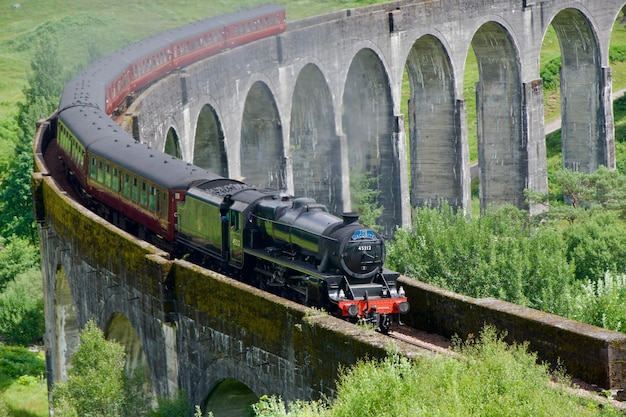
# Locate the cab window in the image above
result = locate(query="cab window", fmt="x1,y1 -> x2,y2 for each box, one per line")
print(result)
229,211 -> 239,230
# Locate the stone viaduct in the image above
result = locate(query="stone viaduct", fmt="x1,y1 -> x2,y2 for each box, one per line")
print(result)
35,0 -> 626,414
125,0 -> 622,234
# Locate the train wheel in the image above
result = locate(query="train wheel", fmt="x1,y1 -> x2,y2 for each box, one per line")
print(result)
378,315 -> 391,334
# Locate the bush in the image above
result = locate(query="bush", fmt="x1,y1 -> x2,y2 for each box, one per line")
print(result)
148,391 -> 192,417
572,273 -> 626,332
323,327 -> 620,417
540,56 -> 562,90
53,320 -> 126,416
0,268 -> 45,345
561,210 -> 626,280
0,344 -> 45,380
386,204 -> 575,315
609,45 -> 626,64
253,395 -> 324,417
0,236 -> 40,292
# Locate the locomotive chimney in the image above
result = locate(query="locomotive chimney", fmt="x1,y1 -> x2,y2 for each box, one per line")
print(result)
342,212 -> 359,225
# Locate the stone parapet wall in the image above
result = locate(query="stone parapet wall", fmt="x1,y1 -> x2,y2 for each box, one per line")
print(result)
399,276 -> 626,390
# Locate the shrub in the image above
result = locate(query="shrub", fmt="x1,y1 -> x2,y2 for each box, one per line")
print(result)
609,45 -> 626,64
0,268 -> 45,345
0,344 -> 45,380
386,204 -> 575,314
53,321 -> 126,416
561,210 -> 626,280
0,236 -> 40,292
148,391 -> 192,417
572,273 -> 626,332
326,326 -> 620,417
540,56 -> 562,90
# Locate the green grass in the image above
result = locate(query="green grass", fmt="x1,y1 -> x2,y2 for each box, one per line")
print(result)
2,380 -> 48,417
0,344 -> 47,417
0,0 -> 387,121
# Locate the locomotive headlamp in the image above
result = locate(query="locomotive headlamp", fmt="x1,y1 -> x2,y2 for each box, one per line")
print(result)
347,304 -> 359,317
339,289 -> 346,299
397,301 -> 410,314
398,286 -> 405,297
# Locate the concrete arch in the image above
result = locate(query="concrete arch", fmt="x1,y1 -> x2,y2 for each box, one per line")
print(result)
406,34 -> 462,209
165,126 -> 183,159
203,378 -> 258,416
290,63 -> 342,213
105,312 -> 156,402
471,21 -> 524,211
343,48 -> 401,233
241,81 -> 284,189
194,104 -> 228,177
550,8 -> 605,172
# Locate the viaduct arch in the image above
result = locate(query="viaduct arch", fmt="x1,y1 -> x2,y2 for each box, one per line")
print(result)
37,0 -> 626,413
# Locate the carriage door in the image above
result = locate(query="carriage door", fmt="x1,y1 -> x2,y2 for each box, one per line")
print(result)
228,209 -> 243,267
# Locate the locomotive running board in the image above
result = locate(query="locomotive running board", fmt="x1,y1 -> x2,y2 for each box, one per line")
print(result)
244,248 -> 340,280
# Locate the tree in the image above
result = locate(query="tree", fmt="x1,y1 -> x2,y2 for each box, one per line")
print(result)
53,320 -> 127,416
0,236 -> 39,292
0,268 -> 44,345
18,29 -> 65,132
52,320 -> 208,416
0,29 -> 66,243
349,170 -> 383,231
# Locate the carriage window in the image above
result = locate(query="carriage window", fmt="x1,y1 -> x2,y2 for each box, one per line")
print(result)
104,164 -> 111,188
131,177 -> 138,202
90,158 -> 97,179
140,182 -> 147,207
97,161 -> 104,183
122,173 -> 130,197
112,168 -> 119,191
148,186 -> 157,211
158,192 -> 167,217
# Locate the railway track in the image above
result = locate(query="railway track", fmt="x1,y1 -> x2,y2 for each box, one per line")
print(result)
387,323 -> 452,354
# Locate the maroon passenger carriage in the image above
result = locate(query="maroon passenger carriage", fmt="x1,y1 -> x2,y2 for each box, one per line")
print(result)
104,4 -> 286,115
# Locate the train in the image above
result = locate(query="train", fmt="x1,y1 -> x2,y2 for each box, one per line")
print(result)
50,5 -> 409,333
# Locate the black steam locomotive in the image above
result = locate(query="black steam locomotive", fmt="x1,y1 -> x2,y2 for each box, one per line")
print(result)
51,5 -> 408,333
176,180 -> 409,332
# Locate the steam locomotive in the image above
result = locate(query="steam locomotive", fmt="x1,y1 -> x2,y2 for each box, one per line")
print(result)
50,5 -> 409,333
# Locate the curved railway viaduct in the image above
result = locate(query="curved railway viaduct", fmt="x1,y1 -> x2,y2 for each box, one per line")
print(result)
34,0 -> 626,412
